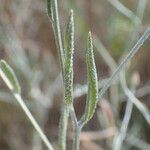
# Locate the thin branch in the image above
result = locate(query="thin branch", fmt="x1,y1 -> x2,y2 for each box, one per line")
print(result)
120,71 -> 150,124
69,106 -> 81,150
136,0 -> 147,21
113,71 -> 134,150
13,94 -> 54,150
94,36 -> 117,71
107,0 -> 141,24
98,27 -> 150,102
126,134 -> 150,150
79,127 -> 117,141
73,78 -> 111,99
94,35 -> 119,116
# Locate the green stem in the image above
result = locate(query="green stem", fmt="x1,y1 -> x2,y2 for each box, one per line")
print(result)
98,27 -> 150,101
47,1 -> 69,149
52,0 -> 65,76
73,127 -> 81,150
69,106 -> 81,150
58,104 -> 69,150
14,94 -> 54,150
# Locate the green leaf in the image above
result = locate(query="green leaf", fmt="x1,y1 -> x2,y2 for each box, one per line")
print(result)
47,0 -> 54,21
80,32 -> 98,124
64,10 -> 74,105
0,60 -> 21,94
47,0 -> 59,25
47,0 -> 65,71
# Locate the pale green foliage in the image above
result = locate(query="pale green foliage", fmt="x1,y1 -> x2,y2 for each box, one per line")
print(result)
47,0 -> 71,149
1,0 -> 150,150
47,0 -> 64,71
0,60 -> 54,150
80,32 -> 98,124
47,0 -> 58,24
47,0 -> 59,25
0,60 -> 21,94
64,10 -> 74,105
98,27 -> 150,101
58,105 -> 69,150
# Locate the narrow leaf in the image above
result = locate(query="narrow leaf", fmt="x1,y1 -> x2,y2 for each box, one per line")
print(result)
0,60 -> 21,94
47,0 -> 65,72
80,32 -> 98,124
64,10 -> 74,105
47,0 -> 54,21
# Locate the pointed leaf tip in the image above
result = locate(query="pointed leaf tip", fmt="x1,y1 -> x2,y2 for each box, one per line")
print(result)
69,9 -> 74,21
0,60 -> 21,94
80,33 -> 98,124
88,31 -> 92,37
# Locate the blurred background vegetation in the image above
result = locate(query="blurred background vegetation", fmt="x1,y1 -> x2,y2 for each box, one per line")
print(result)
0,0 -> 150,149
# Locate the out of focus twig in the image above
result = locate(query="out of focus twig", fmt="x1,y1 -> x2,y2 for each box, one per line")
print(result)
107,0 -> 141,24
69,127 -> 117,141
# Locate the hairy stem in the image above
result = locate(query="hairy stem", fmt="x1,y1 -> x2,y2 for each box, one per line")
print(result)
47,1 -> 69,149
69,106 -> 81,150
73,127 -> 81,150
58,104 -> 69,150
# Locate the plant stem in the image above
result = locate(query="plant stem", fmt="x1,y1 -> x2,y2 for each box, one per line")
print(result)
107,0 -> 141,24
50,0 -> 65,74
113,71 -> 134,150
69,106 -> 81,150
58,104 -> 69,150
13,94 -> 54,150
98,27 -> 150,102
73,127 -> 81,150
47,1 -> 70,149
